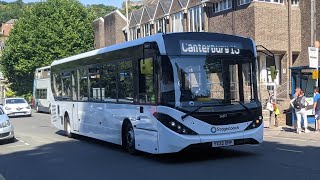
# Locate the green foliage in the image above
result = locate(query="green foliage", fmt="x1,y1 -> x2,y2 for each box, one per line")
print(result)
0,0 -> 94,95
5,88 -> 16,98
120,2 -> 142,15
0,0 -> 28,23
87,4 -> 117,19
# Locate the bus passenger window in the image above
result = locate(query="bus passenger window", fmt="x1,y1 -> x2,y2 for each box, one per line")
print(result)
71,71 -> 78,101
52,73 -> 62,100
118,61 -> 133,103
101,64 -> 117,102
79,68 -> 88,101
62,72 -> 72,100
139,58 -> 155,104
89,66 -> 101,102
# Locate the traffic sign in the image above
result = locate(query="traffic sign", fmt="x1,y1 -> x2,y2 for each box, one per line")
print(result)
309,47 -> 319,68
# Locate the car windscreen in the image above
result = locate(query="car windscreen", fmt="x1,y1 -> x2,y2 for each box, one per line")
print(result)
6,99 -> 27,104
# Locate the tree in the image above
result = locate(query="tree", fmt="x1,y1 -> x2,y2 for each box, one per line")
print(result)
0,0 -> 94,95
87,4 -> 117,19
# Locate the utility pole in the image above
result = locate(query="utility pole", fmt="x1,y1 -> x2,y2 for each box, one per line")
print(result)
311,0 -> 317,86
311,0 -> 316,47
126,0 -> 130,41
287,0 -> 292,98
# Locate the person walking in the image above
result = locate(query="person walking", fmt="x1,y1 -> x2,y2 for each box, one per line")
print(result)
290,89 -> 310,134
313,87 -> 320,131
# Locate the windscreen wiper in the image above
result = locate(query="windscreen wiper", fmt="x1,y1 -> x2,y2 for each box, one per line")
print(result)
236,101 -> 252,114
181,106 -> 203,120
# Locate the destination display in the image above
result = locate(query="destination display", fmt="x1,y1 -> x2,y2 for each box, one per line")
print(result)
180,40 -> 243,55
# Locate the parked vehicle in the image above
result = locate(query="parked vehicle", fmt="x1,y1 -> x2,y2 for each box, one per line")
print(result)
33,66 -> 52,113
0,106 -> 14,143
1,98 -> 32,117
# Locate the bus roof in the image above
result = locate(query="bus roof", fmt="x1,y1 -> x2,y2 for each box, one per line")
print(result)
36,66 -> 51,71
51,32 -> 255,67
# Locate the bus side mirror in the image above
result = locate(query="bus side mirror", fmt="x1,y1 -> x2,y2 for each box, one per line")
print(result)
270,66 -> 278,82
140,58 -> 153,75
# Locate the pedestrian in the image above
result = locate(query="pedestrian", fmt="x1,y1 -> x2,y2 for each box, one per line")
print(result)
313,87 -> 320,131
290,89 -> 310,134
291,88 -> 301,130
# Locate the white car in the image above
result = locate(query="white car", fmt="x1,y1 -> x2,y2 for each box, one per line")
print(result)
2,98 -> 32,117
0,107 -> 14,143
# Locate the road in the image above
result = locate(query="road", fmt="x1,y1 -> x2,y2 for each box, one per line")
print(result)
1,112 -> 320,180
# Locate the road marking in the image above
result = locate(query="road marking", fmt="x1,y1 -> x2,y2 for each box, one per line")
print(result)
6,144 -> 29,148
276,148 -> 303,153
247,144 -> 260,147
25,143 -> 29,146
265,136 -> 319,143
0,174 -> 6,180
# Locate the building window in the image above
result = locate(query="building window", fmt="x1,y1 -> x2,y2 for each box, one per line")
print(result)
238,0 -> 251,6
171,11 -> 184,32
156,18 -> 166,33
213,0 -> 232,13
291,0 -> 299,6
188,6 -> 204,32
130,27 -> 138,40
142,23 -> 151,37
256,0 -> 283,4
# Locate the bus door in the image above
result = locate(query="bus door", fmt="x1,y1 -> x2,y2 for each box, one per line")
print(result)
71,70 -> 79,132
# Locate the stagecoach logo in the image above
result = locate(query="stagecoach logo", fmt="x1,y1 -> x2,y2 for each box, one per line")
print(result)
211,127 -> 217,133
180,40 -> 242,55
211,126 -> 240,134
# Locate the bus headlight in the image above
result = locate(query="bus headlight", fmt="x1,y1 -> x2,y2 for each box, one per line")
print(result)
153,113 -> 198,135
245,117 -> 263,131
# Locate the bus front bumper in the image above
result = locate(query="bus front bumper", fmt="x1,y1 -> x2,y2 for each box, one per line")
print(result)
157,123 -> 263,154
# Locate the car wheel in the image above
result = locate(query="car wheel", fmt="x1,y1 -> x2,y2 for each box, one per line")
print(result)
65,115 -> 73,138
7,137 -> 15,143
123,123 -> 137,154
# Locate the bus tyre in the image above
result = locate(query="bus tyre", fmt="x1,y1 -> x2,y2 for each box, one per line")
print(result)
65,116 -> 73,138
123,123 -> 137,154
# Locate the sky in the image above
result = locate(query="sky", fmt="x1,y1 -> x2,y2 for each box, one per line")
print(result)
2,0 -> 139,8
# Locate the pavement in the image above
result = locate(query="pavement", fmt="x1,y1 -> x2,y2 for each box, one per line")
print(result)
265,125 -> 320,142
1,112 -> 320,180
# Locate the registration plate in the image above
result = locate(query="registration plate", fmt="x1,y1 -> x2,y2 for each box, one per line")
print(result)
212,140 -> 234,147
15,113 -> 24,116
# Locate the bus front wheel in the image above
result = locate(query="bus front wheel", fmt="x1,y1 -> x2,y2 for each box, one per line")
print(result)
123,122 -> 137,154
64,115 -> 73,138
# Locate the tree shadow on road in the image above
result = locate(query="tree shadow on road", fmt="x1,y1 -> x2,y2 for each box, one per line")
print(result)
1,132 -> 320,180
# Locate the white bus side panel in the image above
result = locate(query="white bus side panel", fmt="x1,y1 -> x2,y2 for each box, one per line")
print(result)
51,104 -> 64,130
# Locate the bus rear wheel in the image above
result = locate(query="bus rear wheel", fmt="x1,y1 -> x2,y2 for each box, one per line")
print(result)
65,115 -> 73,138
36,105 -> 40,112
123,123 -> 137,154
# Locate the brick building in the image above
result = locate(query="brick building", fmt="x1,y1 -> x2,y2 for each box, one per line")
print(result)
295,0 -> 320,67
0,19 -> 17,37
93,10 -> 127,48
94,0 -> 320,102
